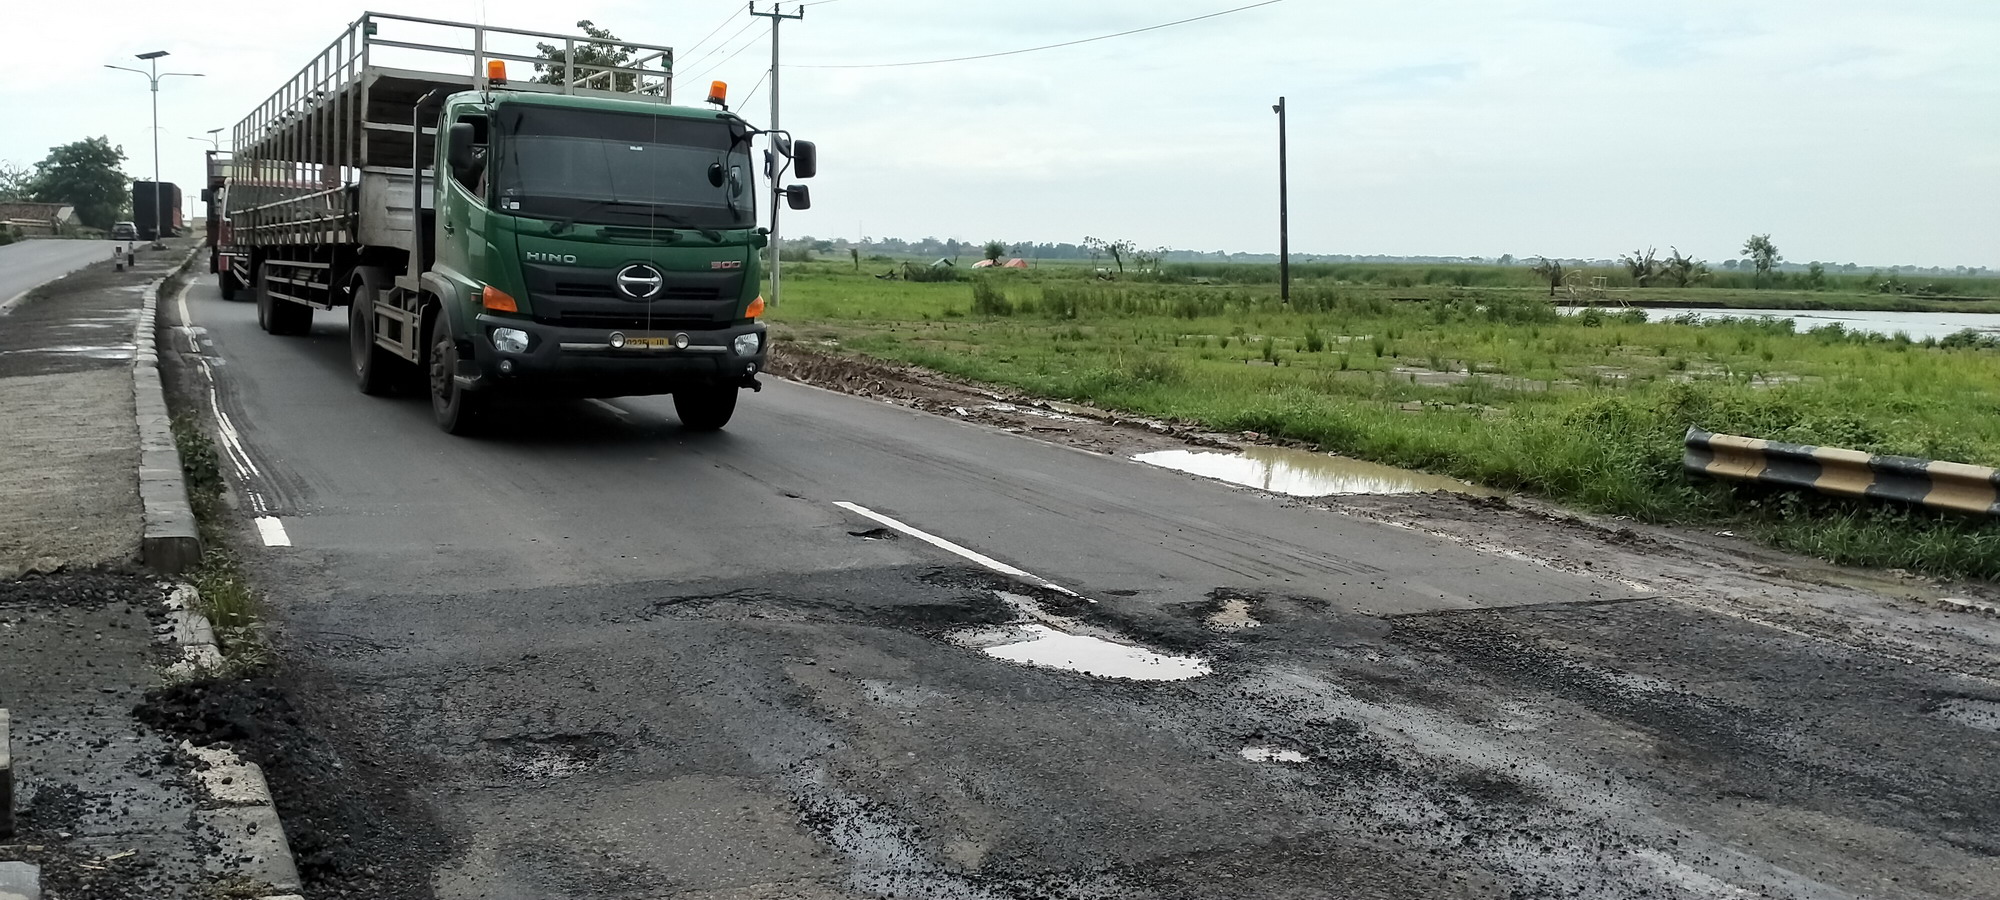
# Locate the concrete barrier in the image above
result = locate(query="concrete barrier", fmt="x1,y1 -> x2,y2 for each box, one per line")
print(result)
1685,427 -> 2000,516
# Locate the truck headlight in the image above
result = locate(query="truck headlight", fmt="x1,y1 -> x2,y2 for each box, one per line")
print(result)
732,332 -> 763,356
492,327 -> 530,354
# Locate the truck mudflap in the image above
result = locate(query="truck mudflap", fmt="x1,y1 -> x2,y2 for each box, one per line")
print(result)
465,314 -> 768,399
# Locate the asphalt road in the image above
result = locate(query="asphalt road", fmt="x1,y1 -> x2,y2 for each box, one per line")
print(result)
166,275 -> 2000,900
0,239 -> 118,311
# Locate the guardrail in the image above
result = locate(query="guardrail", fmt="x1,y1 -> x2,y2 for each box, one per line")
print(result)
1685,427 -> 2000,516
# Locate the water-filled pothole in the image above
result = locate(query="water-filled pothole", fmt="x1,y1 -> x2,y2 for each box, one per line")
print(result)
954,624 -> 1210,681
1135,447 -> 1494,497
1240,746 -> 1310,763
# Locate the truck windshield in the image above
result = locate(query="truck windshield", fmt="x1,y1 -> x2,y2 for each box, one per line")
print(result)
492,105 -> 754,229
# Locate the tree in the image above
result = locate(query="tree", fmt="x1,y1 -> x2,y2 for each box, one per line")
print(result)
1741,234 -> 1781,287
1620,246 -> 1659,287
1661,246 -> 1710,288
1496,253 -> 1516,267
1806,261 -> 1827,290
29,137 -> 127,229
1529,256 -> 1564,297
0,161 -> 33,202
983,240 -> 1006,263
1083,236 -> 1135,273
535,21 -> 644,93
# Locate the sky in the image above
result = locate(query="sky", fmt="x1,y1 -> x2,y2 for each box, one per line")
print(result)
4,0 -> 1995,267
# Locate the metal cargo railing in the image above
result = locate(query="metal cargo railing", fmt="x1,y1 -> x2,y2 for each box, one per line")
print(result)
228,12 -> 676,248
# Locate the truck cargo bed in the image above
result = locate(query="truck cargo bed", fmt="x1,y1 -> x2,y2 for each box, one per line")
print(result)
227,12 -> 676,251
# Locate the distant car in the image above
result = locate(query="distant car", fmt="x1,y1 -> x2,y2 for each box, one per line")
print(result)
110,222 -> 139,241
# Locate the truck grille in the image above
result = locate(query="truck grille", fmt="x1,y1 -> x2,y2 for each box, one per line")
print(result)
549,281 -> 722,302
546,312 -> 723,331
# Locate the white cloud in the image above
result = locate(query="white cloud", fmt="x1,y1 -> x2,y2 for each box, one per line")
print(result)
5,0 -> 1993,266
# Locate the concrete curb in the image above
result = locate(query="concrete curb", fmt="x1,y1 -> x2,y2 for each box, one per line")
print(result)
134,249 -> 205,575
160,583 -> 303,898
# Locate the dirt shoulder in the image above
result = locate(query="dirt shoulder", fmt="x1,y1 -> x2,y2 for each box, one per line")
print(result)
765,341 -> 2000,683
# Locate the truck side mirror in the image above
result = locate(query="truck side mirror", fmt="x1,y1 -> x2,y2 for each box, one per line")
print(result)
791,140 -> 817,179
785,185 -> 811,211
447,122 -> 482,183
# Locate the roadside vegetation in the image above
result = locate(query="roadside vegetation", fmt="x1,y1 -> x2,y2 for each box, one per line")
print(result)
171,413 -> 265,657
771,263 -> 2000,580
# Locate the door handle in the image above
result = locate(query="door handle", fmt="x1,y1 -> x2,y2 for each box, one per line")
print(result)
443,221 -> 455,235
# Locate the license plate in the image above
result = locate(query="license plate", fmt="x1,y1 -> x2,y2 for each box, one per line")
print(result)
619,337 -> 674,349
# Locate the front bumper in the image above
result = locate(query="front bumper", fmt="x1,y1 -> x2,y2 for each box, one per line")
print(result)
467,314 -> 767,398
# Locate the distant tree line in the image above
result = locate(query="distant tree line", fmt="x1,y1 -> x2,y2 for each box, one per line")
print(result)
785,233 -> 1990,279
0,136 -> 131,230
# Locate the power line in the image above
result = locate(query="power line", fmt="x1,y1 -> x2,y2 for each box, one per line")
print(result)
786,0 -> 1286,69
682,26 -> 772,86
739,67 -> 773,108
679,17 -> 759,74
680,6 -> 748,60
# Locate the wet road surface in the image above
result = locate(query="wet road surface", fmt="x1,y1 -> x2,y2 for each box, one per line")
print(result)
164,276 -> 2000,899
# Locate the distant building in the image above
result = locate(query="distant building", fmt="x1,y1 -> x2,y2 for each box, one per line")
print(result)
0,202 -> 76,236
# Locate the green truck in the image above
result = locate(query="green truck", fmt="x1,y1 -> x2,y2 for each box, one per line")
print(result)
217,13 -> 814,433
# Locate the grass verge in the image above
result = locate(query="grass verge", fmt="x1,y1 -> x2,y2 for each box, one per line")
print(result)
772,270 -> 2000,582
170,413 -> 265,653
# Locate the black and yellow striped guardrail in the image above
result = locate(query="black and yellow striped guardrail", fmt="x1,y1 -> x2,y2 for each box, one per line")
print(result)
1685,427 -> 2000,516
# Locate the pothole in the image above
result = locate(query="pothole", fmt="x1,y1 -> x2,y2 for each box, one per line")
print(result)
1135,447 -> 1495,497
1207,596 -> 1262,630
484,732 -> 623,780
1933,697 -> 2000,732
954,623 -> 1210,681
1239,746 -> 1309,763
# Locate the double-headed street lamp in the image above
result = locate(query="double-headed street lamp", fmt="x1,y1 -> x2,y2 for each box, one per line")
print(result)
105,50 -> 202,241
188,127 -> 226,151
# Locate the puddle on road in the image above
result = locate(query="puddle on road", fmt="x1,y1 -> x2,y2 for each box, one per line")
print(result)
954,624 -> 1210,681
1207,597 -> 1262,630
1239,746 -> 1309,763
1135,446 -> 1495,497
1934,698 -> 2000,732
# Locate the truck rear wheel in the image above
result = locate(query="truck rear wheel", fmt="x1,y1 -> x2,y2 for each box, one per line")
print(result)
348,268 -> 406,396
256,265 -> 314,336
673,386 -> 738,431
429,321 -> 486,435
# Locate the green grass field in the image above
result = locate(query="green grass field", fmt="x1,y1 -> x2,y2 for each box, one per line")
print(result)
770,263 -> 2000,580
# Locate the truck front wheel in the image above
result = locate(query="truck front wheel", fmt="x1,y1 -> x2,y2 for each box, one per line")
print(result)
673,386 -> 738,431
429,322 -> 486,435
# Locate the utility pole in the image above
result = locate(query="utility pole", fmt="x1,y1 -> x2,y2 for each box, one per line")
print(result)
1273,96 -> 1290,304
750,2 -> 804,306
106,51 -> 202,242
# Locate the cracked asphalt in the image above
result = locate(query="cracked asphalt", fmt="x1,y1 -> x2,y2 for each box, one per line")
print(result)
162,274 -> 2000,899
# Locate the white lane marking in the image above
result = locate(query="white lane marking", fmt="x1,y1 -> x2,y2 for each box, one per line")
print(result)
832,501 -> 1084,598
174,279 -> 272,514
255,516 -> 292,547
587,398 -> 632,418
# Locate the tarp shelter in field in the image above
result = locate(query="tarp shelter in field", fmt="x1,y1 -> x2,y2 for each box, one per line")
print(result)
972,259 -> 997,268
1003,258 -> 1029,268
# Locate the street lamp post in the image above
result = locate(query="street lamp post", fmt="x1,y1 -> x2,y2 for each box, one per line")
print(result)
188,127 -> 225,151
105,51 -> 202,242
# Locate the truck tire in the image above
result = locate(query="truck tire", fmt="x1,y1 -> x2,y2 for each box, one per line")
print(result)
428,319 -> 485,435
673,386 -> 738,431
256,265 -> 314,336
348,268 -> 406,396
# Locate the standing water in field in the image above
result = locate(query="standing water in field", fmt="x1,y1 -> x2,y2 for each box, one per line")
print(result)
1574,307 -> 2000,341
1135,447 -> 1495,498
